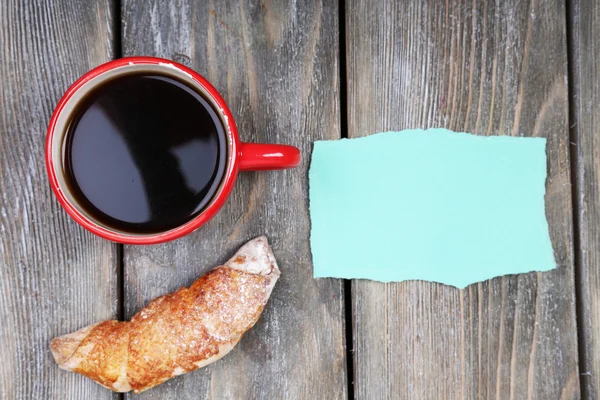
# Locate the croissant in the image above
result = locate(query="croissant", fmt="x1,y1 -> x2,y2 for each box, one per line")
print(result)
50,236 -> 280,393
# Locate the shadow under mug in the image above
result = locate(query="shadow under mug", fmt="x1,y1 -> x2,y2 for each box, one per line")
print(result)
46,57 -> 301,245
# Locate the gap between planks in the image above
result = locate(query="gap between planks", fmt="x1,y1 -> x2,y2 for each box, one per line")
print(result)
339,0 -> 355,398
565,0 -> 591,398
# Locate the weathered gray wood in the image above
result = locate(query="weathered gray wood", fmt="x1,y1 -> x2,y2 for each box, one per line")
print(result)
346,0 -> 580,398
0,1 -> 118,399
121,1 -> 346,399
570,0 -> 600,398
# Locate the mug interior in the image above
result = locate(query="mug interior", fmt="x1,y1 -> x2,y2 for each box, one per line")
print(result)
48,60 -> 237,242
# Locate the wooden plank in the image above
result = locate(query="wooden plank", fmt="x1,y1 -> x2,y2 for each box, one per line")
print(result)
346,0 -> 580,398
0,1 -> 118,399
570,0 -> 600,397
121,1 -> 347,398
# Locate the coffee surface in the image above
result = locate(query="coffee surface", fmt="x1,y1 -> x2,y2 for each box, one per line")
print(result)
64,74 -> 226,233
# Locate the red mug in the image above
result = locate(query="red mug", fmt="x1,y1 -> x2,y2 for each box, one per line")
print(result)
46,57 -> 301,244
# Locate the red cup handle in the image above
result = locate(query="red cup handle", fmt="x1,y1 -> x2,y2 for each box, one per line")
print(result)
238,143 -> 301,171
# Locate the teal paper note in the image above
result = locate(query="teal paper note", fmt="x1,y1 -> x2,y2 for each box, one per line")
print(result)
309,129 -> 556,288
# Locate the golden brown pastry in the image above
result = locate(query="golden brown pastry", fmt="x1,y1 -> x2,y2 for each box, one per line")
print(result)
50,236 -> 280,393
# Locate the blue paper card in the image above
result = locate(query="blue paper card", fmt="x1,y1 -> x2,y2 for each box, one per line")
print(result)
309,129 -> 556,288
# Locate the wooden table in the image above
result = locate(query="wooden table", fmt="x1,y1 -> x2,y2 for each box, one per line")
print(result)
0,0 -> 598,398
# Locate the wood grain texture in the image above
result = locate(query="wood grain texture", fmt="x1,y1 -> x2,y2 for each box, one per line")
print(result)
570,0 -> 600,398
121,1 -> 346,399
0,1 -> 118,399
346,0 -> 580,398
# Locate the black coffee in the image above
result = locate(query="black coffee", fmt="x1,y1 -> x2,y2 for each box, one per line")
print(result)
63,74 -> 227,233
